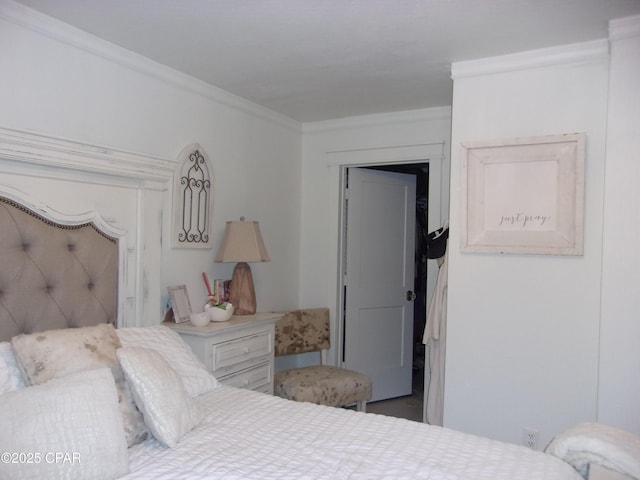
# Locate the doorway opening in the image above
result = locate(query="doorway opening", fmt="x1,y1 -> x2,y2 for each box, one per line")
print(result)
344,163 -> 430,421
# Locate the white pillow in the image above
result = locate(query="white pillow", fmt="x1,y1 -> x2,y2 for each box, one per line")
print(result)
0,342 -> 26,395
0,368 -> 129,480
117,325 -> 218,397
117,347 -> 203,448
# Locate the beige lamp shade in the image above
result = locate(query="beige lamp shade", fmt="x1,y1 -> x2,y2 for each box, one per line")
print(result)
214,219 -> 270,263
215,218 -> 269,315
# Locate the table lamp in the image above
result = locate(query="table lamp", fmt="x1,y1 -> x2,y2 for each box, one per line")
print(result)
214,217 -> 270,315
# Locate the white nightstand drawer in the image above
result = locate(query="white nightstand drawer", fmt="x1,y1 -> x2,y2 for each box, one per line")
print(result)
218,361 -> 272,391
211,331 -> 273,373
167,312 -> 281,395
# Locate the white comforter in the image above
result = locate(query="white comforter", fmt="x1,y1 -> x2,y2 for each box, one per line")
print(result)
545,422 -> 640,479
122,386 -> 582,480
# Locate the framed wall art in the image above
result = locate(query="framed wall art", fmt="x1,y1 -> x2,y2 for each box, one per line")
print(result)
460,133 -> 585,255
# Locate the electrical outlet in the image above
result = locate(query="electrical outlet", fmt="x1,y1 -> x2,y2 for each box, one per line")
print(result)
523,428 -> 539,449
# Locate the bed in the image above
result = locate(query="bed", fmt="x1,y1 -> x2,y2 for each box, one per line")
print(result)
0,187 -> 638,480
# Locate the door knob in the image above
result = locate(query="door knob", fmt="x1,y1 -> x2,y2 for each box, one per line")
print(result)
406,290 -> 416,301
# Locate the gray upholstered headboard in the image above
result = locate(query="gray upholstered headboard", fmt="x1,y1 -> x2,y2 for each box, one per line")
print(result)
0,195 -> 118,342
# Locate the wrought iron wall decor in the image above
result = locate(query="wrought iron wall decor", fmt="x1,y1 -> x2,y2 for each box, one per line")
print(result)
172,144 -> 214,248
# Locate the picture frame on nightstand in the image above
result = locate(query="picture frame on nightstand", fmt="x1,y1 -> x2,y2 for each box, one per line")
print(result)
167,284 -> 192,323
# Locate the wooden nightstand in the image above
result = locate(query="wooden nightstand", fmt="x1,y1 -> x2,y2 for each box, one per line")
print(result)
167,312 -> 281,394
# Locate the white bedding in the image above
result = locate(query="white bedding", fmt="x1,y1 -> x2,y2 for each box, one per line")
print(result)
123,386 -> 583,480
545,422 -> 640,479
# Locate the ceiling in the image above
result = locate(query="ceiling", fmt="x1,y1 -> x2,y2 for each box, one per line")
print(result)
15,0 -> 640,122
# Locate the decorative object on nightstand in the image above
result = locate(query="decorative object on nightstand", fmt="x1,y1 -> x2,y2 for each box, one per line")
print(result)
167,285 -> 192,323
189,312 -> 210,327
204,303 -> 234,322
214,217 -> 270,315
200,271 -> 234,322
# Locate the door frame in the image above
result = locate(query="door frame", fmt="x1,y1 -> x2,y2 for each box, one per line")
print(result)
324,143 -> 446,374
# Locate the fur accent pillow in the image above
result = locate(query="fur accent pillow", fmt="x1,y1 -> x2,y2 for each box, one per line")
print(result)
11,324 -> 148,447
0,368 -> 129,480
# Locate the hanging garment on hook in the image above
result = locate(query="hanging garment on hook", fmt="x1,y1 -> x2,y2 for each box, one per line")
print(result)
423,250 -> 448,426
426,226 -> 449,259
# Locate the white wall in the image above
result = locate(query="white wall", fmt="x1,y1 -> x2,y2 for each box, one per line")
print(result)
445,41 -> 610,447
3,0 -> 637,442
0,1 -> 302,325
300,108 -> 451,366
598,15 -> 640,434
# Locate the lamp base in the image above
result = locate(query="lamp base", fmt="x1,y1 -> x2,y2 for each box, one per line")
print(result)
229,262 -> 257,315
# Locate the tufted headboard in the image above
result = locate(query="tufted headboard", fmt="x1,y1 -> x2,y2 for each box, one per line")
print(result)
0,192 -> 120,342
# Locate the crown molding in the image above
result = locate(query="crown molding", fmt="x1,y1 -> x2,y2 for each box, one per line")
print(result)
325,141 -> 445,166
0,0 -> 300,133
451,39 -> 609,80
609,15 -> 640,42
0,126 -> 175,185
304,106 -> 452,134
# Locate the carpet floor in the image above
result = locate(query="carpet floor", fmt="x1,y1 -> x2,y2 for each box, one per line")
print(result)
366,393 -> 424,422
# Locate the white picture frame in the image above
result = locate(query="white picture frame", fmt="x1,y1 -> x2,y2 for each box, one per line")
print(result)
167,284 -> 192,323
461,133 -> 585,255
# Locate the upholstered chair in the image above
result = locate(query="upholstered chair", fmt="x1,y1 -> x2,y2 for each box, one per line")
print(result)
273,308 -> 372,412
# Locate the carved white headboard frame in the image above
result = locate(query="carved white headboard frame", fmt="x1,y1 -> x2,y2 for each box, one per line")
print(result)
0,126 -> 176,327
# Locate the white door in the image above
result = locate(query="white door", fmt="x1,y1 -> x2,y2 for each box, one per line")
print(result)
342,167 -> 416,402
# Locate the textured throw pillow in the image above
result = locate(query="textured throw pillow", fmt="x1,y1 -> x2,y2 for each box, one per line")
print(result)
0,368 -> 129,480
117,325 -> 218,397
0,342 -> 27,395
117,347 -> 203,447
11,324 -> 148,447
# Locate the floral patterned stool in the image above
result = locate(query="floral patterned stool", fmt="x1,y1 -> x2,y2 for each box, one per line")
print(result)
273,308 -> 372,412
